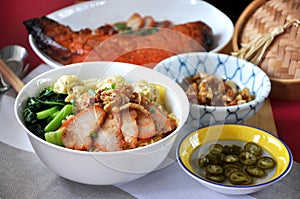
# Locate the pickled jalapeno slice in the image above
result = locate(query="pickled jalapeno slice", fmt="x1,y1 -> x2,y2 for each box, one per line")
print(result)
223,145 -> 233,154
224,154 -> 239,163
205,173 -> 225,183
257,156 -> 276,169
198,142 -> 276,186
245,142 -> 262,156
245,165 -> 265,177
209,144 -> 223,154
223,163 -> 243,170
200,153 -> 224,166
205,164 -> 223,175
199,155 -> 207,167
239,151 -> 257,165
228,171 -> 253,185
231,144 -> 242,155
224,166 -> 241,178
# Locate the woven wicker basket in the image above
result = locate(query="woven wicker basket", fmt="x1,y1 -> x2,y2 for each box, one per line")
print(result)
232,0 -> 300,100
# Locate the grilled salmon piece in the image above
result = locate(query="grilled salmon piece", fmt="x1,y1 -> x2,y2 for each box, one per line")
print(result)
94,114 -> 125,152
61,105 -> 106,151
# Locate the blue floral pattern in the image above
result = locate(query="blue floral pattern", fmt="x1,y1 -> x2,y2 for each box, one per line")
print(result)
154,52 -> 271,129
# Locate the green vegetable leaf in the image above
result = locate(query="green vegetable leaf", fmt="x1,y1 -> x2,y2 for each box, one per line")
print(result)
44,104 -> 73,132
150,107 -> 156,113
37,87 -> 68,105
23,87 -> 70,140
45,128 -> 65,146
90,131 -> 97,138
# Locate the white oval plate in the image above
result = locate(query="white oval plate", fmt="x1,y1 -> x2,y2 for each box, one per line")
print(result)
28,0 -> 234,68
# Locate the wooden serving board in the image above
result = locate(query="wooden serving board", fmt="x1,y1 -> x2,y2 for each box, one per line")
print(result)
245,99 -> 277,135
220,42 -> 278,136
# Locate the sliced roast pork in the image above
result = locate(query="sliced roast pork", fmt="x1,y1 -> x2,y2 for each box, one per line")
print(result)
61,105 -> 106,150
136,110 -> 156,141
94,114 -> 125,152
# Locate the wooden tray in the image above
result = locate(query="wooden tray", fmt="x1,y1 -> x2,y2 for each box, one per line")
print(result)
245,99 -> 277,136
232,0 -> 300,101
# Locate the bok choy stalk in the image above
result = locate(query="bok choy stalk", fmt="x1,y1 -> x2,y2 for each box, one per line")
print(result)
23,87 -> 71,139
45,128 -> 65,146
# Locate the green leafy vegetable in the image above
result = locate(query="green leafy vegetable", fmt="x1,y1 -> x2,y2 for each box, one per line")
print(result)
114,23 -> 132,32
36,106 -> 60,120
47,111 -> 60,123
111,83 -> 116,89
37,87 -> 68,105
23,87 -> 70,139
45,128 -> 65,146
44,104 -> 73,132
90,131 -> 97,139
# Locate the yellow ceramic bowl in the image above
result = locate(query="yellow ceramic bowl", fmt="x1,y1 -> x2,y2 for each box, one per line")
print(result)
177,124 -> 293,195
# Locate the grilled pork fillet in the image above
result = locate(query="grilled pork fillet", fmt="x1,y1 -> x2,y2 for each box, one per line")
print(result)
142,100 -> 177,136
94,114 -> 125,152
61,105 -> 106,151
23,16 -> 213,67
118,109 -> 139,148
136,110 -> 156,141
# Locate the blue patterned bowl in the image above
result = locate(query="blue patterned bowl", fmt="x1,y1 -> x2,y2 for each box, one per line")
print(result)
154,52 -> 271,129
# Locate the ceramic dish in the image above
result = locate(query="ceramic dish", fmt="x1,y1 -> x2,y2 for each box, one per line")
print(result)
28,0 -> 234,68
14,61 -> 189,185
177,124 -> 293,195
154,52 -> 271,129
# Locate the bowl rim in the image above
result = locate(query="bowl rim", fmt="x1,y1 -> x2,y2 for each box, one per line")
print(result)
154,52 -> 271,110
14,61 -> 189,155
176,123 -> 293,189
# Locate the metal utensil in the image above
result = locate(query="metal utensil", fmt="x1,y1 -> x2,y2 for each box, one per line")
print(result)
0,45 -> 29,93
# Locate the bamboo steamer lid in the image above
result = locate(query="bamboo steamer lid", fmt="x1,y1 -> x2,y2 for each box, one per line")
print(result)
232,0 -> 300,100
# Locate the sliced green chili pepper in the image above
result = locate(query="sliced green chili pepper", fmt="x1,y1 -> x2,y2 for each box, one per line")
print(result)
223,145 -> 233,154
224,154 -> 240,163
231,144 -> 242,155
205,173 -> 225,183
204,153 -> 224,165
257,156 -> 276,170
239,151 -> 257,165
245,165 -> 266,177
205,165 -> 223,175
245,142 -> 262,156
209,144 -> 223,154
224,166 -> 241,178
228,171 -> 253,185
199,142 -> 276,186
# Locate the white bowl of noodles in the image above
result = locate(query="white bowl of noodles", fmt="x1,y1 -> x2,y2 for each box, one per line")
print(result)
14,61 -> 189,185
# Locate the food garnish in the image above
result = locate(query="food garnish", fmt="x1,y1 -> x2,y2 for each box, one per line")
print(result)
198,142 -> 276,185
